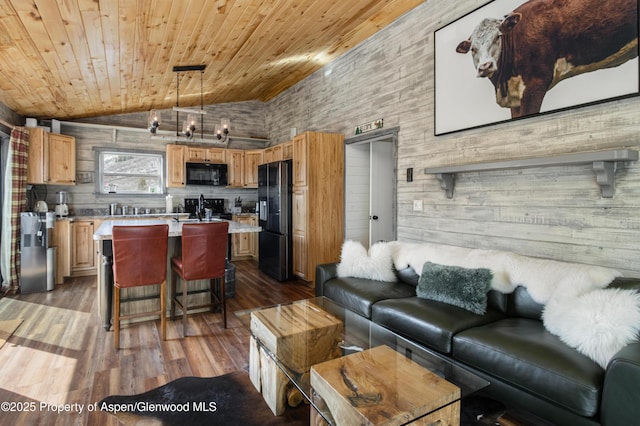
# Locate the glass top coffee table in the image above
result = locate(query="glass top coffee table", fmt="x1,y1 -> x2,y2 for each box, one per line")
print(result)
243,297 -> 488,425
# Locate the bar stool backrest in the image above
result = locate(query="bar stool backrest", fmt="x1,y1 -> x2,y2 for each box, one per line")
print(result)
112,225 -> 169,288
180,222 -> 229,281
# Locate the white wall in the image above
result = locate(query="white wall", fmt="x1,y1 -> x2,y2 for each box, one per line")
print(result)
266,0 -> 640,277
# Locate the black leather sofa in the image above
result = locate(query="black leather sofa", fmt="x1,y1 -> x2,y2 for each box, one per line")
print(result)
316,262 -> 640,426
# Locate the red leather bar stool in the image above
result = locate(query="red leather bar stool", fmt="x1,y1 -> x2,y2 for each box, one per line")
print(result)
112,224 -> 169,350
170,221 -> 229,335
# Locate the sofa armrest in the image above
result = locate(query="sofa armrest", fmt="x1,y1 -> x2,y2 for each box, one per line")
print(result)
601,342 -> 640,426
315,263 -> 338,297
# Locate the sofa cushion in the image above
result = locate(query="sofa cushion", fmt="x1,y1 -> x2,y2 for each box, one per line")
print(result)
322,277 -> 416,318
417,262 -> 494,315
453,318 -> 604,417
371,297 -> 505,354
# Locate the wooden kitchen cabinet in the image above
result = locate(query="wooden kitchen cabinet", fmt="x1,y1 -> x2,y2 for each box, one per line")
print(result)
244,149 -> 263,188
27,128 -> 76,185
282,141 -> 293,160
226,149 -> 245,187
166,144 -> 185,187
71,220 -> 97,276
51,218 -> 72,284
185,146 -> 226,163
292,132 -> 344,284
232,215 -> 258,260
263,145 -> 283,164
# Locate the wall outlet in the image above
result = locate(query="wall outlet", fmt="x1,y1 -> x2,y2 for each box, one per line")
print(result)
413,200 -> 423,212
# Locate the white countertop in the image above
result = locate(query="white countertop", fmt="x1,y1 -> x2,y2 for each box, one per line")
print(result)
93,218 -> 261,241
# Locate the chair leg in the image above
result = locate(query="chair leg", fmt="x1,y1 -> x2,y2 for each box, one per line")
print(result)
182,277 -> 188,336
160,280 -> 166,341
220,276 -> 227,329
114,286 -> 120,350
170,269 -> 177,320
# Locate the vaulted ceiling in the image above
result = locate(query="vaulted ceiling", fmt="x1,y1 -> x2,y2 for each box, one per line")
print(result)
0,0 -> 423,120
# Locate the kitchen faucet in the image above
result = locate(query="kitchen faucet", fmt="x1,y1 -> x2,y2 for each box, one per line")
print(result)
197,194 -> 205,220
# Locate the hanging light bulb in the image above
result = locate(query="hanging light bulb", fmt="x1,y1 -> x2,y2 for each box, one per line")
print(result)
182,120 -> 193,139
216,118 -> 231,141
148,110 -> 161,134
221,118 -> 230,134
187,114 -> 197,132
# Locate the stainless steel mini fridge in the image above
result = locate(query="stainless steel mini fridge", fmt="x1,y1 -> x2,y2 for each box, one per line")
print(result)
20,212 -> 55,293
258,160 -> 293,281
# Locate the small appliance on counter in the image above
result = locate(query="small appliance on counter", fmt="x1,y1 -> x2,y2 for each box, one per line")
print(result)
34,200 -> 48,213
55,191 -> 69,217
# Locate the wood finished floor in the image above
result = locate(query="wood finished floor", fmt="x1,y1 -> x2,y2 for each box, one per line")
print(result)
0,260 -> 314,426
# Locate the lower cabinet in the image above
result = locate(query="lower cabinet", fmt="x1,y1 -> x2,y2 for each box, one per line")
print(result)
71,220 -> 97,276
232,215 -> 258,260
52,218 -> 100,284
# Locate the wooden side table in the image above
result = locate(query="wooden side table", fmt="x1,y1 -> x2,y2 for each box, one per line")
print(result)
310,345 -> 461,425
250,300 -> 343,415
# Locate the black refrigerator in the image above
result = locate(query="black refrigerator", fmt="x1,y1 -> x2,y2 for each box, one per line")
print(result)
258,160 -> 293,281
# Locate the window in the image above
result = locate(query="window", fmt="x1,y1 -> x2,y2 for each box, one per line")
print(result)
96,149 -> 165,195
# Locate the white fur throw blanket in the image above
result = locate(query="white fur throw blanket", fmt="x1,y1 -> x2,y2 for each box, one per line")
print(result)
388,242 -> 640,368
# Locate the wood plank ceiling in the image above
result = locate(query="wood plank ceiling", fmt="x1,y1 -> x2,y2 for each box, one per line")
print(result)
0,0 -> 423,120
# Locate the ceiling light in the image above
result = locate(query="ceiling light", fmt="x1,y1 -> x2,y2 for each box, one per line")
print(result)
148,64 -> 231,144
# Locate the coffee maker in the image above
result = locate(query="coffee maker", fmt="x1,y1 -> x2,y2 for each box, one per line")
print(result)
55,191 -> 69,217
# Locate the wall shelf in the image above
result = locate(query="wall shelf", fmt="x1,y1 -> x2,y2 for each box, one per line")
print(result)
424,149 -> 639,199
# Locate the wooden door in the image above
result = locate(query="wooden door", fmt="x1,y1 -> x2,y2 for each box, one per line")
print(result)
292,189 -> 308,279
292,134 -> 307,187
282,141 -> 293,160
27,128 -> 46,184
207,148 -> 226,163
226,149 -> 245,187
186,147 -> 207,162
166,144 -> 185,187
71,220 -> 95,275
244,150 -> 263,188
47,133 -> 76,184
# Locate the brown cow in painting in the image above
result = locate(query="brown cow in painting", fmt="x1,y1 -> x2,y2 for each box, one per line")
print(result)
456,0 -> 639,118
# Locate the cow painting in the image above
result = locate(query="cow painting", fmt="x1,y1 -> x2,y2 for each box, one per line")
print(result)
456,0 -> 639,118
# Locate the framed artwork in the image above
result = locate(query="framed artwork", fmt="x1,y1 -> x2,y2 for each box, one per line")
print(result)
434,0 -> 639,136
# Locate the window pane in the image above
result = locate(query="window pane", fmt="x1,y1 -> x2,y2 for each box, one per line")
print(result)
102,153 -> 161,175
99,151 -> 164,194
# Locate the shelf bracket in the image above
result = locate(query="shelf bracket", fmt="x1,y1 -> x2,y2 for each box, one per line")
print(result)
592,161 -> 617,198
436,173 -> 455,199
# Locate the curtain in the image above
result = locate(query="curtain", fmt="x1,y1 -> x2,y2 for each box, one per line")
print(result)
0,127 -> 29,295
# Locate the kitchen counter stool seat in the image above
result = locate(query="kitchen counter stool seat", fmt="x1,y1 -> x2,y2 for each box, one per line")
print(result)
170,221 -> 229,335
112,224 -> 169,350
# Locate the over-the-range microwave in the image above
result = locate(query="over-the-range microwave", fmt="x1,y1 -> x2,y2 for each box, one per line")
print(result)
185,162 -> 228,186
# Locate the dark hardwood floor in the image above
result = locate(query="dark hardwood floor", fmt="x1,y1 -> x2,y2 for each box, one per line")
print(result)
0,260 -> 314,425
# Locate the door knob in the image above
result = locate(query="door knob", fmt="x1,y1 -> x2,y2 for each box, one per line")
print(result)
371,215 -> 379,220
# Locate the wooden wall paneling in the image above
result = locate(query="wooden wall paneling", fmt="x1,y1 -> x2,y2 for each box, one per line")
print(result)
265,0 -> 640,278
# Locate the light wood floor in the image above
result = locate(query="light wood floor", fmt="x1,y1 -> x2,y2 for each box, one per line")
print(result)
0,260 -> 314,426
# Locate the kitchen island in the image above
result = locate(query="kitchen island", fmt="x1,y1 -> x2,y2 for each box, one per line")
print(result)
93,218 -> 261,331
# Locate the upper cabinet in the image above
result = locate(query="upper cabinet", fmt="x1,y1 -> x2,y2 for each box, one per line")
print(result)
282,141 -> 293,160
166,144 -> 185,187
186,146 -> 225,163
263,145 -> 283,164
27,128 -> 76,185
244,150 -> 263,188
226,149 -> 245,188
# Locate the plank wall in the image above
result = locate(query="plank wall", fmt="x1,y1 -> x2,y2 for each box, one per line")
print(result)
44,100 -> 268,213
265,0 -> 640,277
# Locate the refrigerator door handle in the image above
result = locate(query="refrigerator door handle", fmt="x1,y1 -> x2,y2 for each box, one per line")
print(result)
259,200 -> 268,222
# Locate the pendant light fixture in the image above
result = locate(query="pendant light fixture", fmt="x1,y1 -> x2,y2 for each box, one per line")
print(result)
148,64 -> 231,144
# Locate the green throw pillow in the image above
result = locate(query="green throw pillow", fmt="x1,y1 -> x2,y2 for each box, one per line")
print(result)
416,262 -> 493,315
